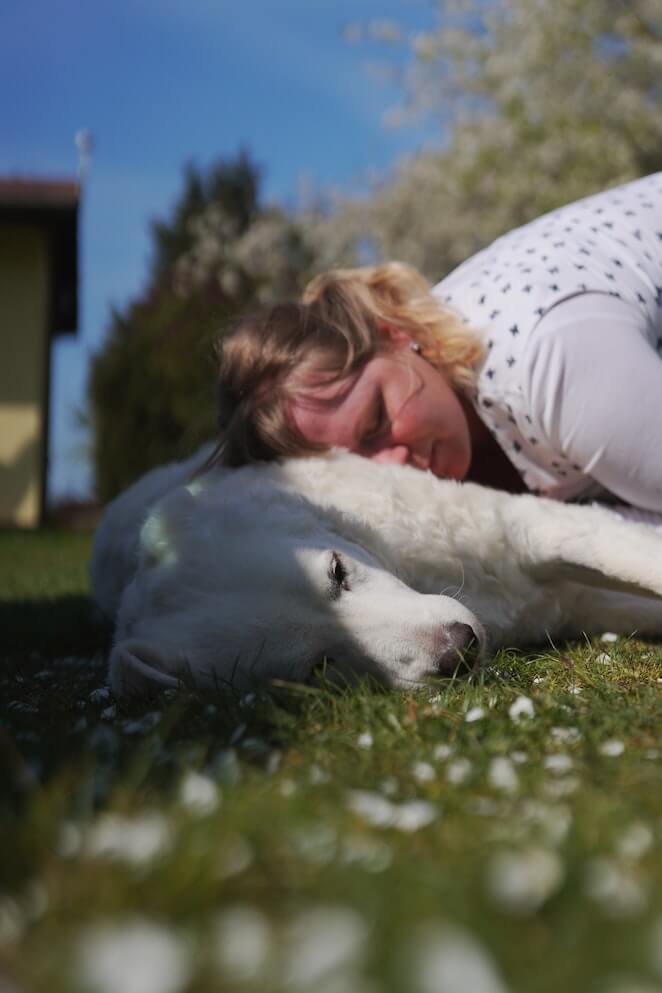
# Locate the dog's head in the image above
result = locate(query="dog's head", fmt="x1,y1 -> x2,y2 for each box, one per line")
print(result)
109,481 -> 484,699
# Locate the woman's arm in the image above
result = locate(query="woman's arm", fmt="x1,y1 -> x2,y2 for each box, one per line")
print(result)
524,293 -> 662,511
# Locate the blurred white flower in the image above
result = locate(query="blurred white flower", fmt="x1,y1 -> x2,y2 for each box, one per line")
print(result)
213,905 -> 272,983
521,801 -> 572,847
85,813 -> 172,865
282,905 -> 368,989
433,743 -> 454,760
346,791 -> 437,832
550,727 -> 581,745
600,632 -> 619,643
407,922 -> 510,993
216,835 -> 254,880
392,801 -> 438,833
599,739 -> 625,757
76,918 -> 191,993
465,707 -> 486,723
179,771 -> 220,815
544,754 -> 574,774
596,652 -> 613,665
309,765 -> 331,785
584,858 -> 647,917
412,761 -> 436,783
508,696 -> 535,721
446,758 -> 473,784
357,732 -> 374,749
341,834 -> 393,873
542,776 -> 580,799
510,750 -> 528,764
615,822 -> 654,861
488,757 -> 518,794
486,847 -> 564,914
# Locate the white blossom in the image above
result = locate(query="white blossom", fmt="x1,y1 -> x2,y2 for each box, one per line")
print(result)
406,922 -> 510,993
599,739 -> 626,757
179,771 -> 220,815
85,813 -> 172,865
465,706 -> 486,723
486,847 -> 564,914
488,757 -> 518,794
76,918 -> 191,993
508,695 -> 535,721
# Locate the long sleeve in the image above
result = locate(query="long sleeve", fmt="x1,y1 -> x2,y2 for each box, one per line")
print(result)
523,293 -> 662,511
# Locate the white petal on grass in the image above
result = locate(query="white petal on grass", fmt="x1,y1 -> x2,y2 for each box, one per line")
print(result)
179,771 -> 220,815
347,790 -> 395,828
85,813 -> 172,864
407,922 -> 510,993
346,791 -> 437,832
521,801 -> 572,847
213,905 -> 272,983
0,898 -> 23,946
599,739 -> 625,757
216,836 -> 253,880
412,761 -> 436,783
392,801 -> 438,833
550,726 -> 581,744
309,765 -> 331,785
600,632 -> 619,643
488,758 -> 519,794
616,822 -> 654,861
465,706 -> 486,723
544,754 -> 574,774
282,906 -> 368,989
76,918 -> 191,993
584,858 -> 648,917
340,834 -> 393,873
486,848 -> 564,914
446,758 -> 473,785
291,824 -> 337,864
542,776 -> 580,799
508,696 -> 535,721
58,820 -> 82,858
357,732 -> 374,749
596,652 -> 613,665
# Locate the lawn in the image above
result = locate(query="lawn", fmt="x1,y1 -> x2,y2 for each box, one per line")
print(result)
1,529 -> 661,993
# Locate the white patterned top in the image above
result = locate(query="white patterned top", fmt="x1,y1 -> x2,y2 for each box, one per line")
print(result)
432,172 -> 662,509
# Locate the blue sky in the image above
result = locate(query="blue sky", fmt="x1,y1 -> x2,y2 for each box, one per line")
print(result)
2,0 -> 437,499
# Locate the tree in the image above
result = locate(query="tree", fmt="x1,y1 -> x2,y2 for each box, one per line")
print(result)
89,153 -> 321,501
319,0 -> 662,281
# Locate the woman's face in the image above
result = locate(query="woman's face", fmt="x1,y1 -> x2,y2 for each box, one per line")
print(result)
289,345 -> 473,481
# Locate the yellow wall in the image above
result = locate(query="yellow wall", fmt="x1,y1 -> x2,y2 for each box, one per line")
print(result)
0,224 -> 50,528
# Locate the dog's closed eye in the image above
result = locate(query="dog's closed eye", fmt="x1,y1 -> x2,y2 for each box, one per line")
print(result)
328,551 -> 350,596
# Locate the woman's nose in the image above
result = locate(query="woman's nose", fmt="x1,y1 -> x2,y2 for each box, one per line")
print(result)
370,446 -> 410,466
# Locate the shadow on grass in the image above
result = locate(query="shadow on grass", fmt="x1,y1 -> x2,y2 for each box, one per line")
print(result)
0,595 -> 110,658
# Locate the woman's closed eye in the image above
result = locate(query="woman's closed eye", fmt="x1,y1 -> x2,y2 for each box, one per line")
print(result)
360,392 -> 390,449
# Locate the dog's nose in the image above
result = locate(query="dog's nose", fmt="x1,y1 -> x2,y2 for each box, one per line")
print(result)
434,622 -> 480,677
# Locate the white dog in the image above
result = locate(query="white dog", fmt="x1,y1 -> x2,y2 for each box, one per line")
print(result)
91,448 -> 662,699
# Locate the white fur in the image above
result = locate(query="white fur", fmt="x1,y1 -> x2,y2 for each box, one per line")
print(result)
90,448 -> 662,699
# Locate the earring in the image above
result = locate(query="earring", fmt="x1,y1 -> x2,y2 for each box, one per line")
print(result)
410,341 -> 422,354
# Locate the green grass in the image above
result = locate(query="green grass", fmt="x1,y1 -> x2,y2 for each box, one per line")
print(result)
1,530 -> 661,993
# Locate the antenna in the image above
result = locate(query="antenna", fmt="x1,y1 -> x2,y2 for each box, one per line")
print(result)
75,129 -> 94,182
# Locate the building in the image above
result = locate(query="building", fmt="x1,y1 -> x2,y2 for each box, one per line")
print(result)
0,178 -> 79,528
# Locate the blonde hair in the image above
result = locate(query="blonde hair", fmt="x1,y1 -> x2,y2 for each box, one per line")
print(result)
208,262 -> 483,468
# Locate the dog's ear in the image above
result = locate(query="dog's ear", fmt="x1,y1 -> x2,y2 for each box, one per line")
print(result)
109,640 -> 182,700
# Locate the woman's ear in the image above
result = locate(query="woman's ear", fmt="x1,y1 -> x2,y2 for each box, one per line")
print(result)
376,320 -> 412,348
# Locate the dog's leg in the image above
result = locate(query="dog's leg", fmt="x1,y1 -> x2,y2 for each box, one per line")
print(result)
503,494 -> 662,600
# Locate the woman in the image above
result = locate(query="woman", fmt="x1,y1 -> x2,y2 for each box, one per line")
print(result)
212,172 -> 662,511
